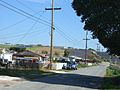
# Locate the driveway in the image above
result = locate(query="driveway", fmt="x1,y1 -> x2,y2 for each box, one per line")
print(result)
0,62 -> 109,90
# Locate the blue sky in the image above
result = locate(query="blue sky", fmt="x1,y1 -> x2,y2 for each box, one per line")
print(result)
0,0 -> 105,51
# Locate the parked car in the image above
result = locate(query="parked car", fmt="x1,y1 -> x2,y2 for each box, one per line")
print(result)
62,61 -> 77,70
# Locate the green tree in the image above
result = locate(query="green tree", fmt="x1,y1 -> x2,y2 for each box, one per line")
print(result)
72,0 -> 120,55
64,49 -> 70,57
88,48 -> 95,51
9,47 -> 26,52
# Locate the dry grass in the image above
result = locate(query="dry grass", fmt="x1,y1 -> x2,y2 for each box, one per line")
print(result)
27,46 -> 64,56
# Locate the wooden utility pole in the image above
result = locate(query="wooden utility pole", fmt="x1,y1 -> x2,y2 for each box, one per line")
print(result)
45,0 -> 61,69
97,43 -> 100,52
83,31 -> 90,64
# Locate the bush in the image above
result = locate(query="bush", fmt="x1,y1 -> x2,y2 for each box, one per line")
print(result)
108,65 -> 120,76
102,65 -> 120,89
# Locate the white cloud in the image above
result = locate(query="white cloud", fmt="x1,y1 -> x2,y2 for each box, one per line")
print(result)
26,0 -> 49,3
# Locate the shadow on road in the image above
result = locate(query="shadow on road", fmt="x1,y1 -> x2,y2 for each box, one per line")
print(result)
1,69 -> 119,89
102,76 -> 120,89
30,73 -> 104,89
29,73 -> 120,89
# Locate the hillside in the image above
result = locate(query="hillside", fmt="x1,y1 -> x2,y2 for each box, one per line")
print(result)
27,46 -> 64,56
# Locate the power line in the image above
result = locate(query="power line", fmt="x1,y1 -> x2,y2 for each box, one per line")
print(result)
0,0 -> 51,27
0,0 -> 49,24
0,0 -> 82,47
55,30 -> 76,45
0,25 -> 46,37
0,11 -> 45,31
15,0 -> 36,12
0,18 -> 27,31
15,11 -> 46,43
1,30 -> 47,44
15,21 -> 38,43
55,30 -> 81,46
0,10 -> 45,32
0,27 -> 49,39
55,25 -> 82,44
55,26 -> 82,46
0,3 -> 47,26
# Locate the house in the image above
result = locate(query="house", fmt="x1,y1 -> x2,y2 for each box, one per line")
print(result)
13,50 -> 46,61
12,50 -> 48,69
0,49 -> 13,64
0,53 -> 13,63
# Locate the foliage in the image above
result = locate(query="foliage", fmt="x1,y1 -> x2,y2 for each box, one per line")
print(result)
72,0 -> 120,55
77,64 -> 88,68
102,65 -> 120,89
88,48 -> 95,51
63,49 -> 70,57
42,50 -> 48,54
106,65 -> 120,76
37,44 -> 42,46
9,47 -> 26,52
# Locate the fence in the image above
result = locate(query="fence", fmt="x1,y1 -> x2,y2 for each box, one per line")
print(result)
0,60 -> 43,70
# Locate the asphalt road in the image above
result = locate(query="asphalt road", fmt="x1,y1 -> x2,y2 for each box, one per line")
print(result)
0,62 -> 109,90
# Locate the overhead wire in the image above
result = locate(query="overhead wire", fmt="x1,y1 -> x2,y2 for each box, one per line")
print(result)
15,0 -> 47,22
55,30 -> 75,45
16,11 -> 46,43
0,0 -> 51,27
0,0 -> 81,46
0,25 -> 46,37
0,0 -> 51,44
16,0 -> 77,44
54,25 -> 82,45
0,10 -> 45,32
0,0 -> 49,24
0,27 -> 49,40
55,30 -> 80,46
15,0 -> 36,12
49,0 -> 82,46
1,30 -> 47,43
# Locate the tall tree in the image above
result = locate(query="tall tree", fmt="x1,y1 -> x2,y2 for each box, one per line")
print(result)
72,0 -> 120,55
64,49 -> 70,57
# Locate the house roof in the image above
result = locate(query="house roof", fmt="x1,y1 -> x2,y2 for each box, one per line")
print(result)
13,50 -> 45,57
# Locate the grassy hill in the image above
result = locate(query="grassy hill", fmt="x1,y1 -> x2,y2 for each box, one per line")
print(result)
27,46 -> 64,56
0,44 -> 64,56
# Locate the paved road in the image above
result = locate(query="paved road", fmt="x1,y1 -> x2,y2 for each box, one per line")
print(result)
0,62 -> 109,90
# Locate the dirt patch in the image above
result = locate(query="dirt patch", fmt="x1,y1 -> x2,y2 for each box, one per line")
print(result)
0,76 -> 25,87
0,80 -> 23,87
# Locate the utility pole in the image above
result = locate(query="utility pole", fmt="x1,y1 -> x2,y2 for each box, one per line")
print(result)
45,0 -> 61,69
97,43 -> 99,52
83,31 -> 90,64
97,43 -> 100,52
